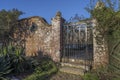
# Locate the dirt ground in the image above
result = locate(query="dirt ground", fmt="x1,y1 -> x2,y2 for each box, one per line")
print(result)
50,72 -> 83,80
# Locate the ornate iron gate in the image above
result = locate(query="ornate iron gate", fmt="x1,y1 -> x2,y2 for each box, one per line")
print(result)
61,22 -> 93,67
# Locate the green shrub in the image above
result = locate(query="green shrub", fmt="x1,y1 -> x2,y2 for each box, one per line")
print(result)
0,56 -> 12,76
0,45 -> 33,74
10,54 -> 31,73
0,56 -> 12,79
29,57 -> 40,69
24,60 -> 58,80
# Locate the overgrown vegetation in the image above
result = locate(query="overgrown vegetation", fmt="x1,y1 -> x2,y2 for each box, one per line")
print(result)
0,45 -> 31,79
0,56 -> 12,79
0,1 -> 120,79
24,58 -> 57,80
84,0 -> 120,80
0,9 -> 23,39
92,0 -> 120,75
0,8 -> 58,80
0,9 -> 23,29
0,44 -> 58,80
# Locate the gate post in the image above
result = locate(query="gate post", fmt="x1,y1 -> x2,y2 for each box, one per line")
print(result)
51,11 -> 64,62
92,19 -> 109,69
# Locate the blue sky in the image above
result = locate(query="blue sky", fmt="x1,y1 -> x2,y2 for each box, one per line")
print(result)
0,0 -> 91,23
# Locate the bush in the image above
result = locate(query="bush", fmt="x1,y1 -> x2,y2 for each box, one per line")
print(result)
24,59 -> 58,80
0,45 -> 33,74
0,45 -> 57,80
10,53 -> 33,73
0,56 -> 12,78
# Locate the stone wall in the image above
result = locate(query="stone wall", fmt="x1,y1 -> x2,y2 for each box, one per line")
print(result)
11,12 -> 64,62
10,12 -> 109,68
92,19 -> 109,69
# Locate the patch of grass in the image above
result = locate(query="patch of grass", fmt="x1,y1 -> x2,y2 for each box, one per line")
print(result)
83,73 -> 99,80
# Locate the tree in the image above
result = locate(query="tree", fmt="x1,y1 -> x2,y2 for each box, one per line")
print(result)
0,9 -> 23,37
85,0 -> 120,43
0,9 -> 24,47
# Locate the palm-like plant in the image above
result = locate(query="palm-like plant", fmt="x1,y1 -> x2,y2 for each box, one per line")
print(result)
0,44 -> 31,74
0,56 -> 12,77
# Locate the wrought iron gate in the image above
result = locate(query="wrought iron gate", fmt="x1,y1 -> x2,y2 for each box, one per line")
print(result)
61,22 -> 93,66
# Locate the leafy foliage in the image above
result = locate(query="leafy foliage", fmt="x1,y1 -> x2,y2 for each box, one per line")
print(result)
0,56 -> 12,77
92,5 -> 120,37
24,59 -> 58,80
0,44 -> 57,79
0,44 -> 33,75
0,9 -> 23,43
85,0 -> 120,79
0,9 -> 23,29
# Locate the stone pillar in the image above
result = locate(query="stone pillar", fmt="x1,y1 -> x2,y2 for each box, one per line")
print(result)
92,19 -> 109,69
51,11 -> 64,62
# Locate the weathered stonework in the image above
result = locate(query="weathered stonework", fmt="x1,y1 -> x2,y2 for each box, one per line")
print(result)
10,11 -> 109,69
92,19 -> 109,69
92,2 -> 109,69
11,12 -> 64,62
50,11 -> 64,61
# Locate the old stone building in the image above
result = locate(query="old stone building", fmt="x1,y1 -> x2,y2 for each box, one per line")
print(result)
11,12 -> 64,62
10,11 -> 109,72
